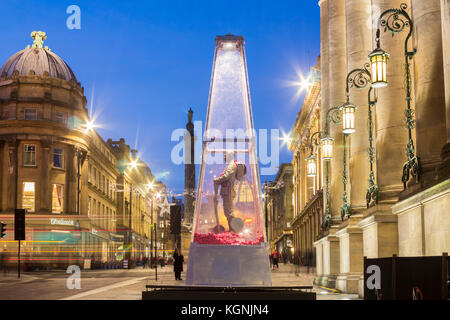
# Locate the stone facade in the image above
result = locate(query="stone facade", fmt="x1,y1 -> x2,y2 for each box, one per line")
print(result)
264,163 -> 294,262
0,33 -> 165,269
288,0 -> 450,297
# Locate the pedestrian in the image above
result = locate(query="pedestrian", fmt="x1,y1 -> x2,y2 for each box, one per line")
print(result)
0,248 -> 7,275
142,256 -> 147,269
173,248 -> 184,280
272,249 -> 279,269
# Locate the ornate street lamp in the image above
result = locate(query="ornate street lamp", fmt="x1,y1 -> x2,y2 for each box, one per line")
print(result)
342,102 -> 356,134
320,136 -> 334,161
306,154 -> 317,177
368,46 -> 389,88
373,3 -> 420,189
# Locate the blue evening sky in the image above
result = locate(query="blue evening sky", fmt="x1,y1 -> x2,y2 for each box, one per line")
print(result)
0,0 -> 320,195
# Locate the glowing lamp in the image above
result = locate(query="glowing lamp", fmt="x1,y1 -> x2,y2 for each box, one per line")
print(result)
342,102 -> 356,134
244,218 -> 253,224
369,47 -> 389,88
320,136 -> 334,160
306,155 -> 317,177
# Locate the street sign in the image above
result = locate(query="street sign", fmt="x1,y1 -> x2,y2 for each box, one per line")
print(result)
14,209 -> 25,240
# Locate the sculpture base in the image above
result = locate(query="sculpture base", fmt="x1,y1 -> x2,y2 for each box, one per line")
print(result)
186,242 -> 272,286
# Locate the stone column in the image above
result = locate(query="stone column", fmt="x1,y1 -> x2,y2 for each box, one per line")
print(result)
6,138 -> 18,211
66,146 -> 78,214
347,0 -> 372,213
373,0 -> 412,203
39,138 -> 52,213
315,0 -> 346,289
320,0 -> 331,216
409,0 -> 447,188
358,0 -> 413,259
439,0 -> 450,177
334,0 -> 372,295
327,0 -> 347,223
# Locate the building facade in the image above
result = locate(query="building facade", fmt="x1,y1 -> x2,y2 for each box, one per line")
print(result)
264,163 -> 294,262
289,0 -> 450,296
0,31 -> 165,269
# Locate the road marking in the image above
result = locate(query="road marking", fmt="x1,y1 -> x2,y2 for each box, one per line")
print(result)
60,276 -> 149,300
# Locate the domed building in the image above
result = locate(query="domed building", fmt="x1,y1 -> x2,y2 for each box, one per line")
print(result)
0,32 -> 161,269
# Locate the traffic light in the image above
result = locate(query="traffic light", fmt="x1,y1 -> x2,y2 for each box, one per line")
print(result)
0,222 -> 6,238
15,209 -> 25,241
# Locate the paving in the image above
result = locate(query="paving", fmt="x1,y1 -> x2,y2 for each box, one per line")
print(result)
0,263 -> 360,300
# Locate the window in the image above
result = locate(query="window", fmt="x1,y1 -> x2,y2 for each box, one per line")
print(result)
52,184 -> 64,213
106,179 -> 109,197
24,108 -> 37,120
23,145 -> 36,166
88,196 -> 91,216
88,164 -> 91,183
93,167 -> 97,186
93,199 -> 96,216
159,221 -> 164,228
22,182 -> 35,212
55,112 -> 67,125
53,148 -> 63,168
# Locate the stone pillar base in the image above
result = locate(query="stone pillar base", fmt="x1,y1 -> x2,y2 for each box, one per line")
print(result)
358,205 -> 399,258
358,274 -> 364,299
313,231 -> 340,289
335,215 -> 363,294
336,272 -> 361,294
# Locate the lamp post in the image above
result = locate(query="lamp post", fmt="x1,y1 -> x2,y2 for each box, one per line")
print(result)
370,3 -> 420,189
344,63 -> 379,208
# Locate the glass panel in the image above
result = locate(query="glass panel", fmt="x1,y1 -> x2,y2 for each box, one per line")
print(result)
192,36 -> 265,246
23,182 -> 35,212
23,145 -> 36,166
52,184 -> 64,213
53,148 -> 63,168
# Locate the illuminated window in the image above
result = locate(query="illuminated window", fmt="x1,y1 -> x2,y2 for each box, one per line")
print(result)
23,145 -> 36,166
53,148 -> 63,168
24,108 -> 37,120
22,182 -> 35,212
52,184 -> 64,213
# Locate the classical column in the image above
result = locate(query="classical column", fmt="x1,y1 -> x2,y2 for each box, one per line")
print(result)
347,0 -> 372,213
410,0 -> 447,188
327,0 -> 347,223
373,0 -> 412,203
439,0 -> 450,176
6,138 -> 19,211
39,138 -> 52,213
320,0 -> 330,217
66,146 -> 78,214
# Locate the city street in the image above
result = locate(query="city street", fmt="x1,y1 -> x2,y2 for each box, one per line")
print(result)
0,264 -> 359,300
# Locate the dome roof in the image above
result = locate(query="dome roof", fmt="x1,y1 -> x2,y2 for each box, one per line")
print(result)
0,31 -> 78,83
